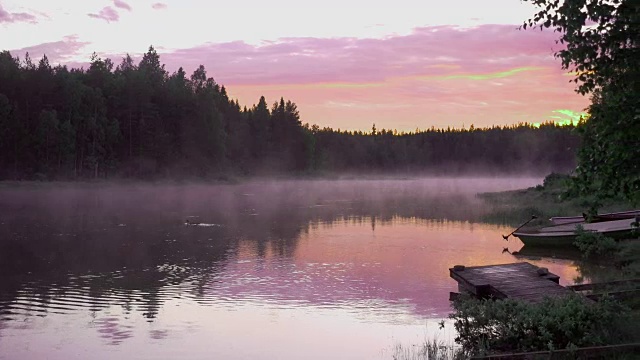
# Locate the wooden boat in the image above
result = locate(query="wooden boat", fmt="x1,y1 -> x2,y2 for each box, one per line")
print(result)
550,209 -> 640,225
513,218 -> 638,247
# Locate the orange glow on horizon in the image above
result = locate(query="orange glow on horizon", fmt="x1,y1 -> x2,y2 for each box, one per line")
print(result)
227,66 -> 589,131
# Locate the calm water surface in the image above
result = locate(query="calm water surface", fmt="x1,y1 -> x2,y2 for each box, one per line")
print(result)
0,178 -> 583,360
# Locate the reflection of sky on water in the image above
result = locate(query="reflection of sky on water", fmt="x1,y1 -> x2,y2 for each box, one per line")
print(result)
2,297 -> 452,360
0,179 -> 585,359
211,218 -> 580,318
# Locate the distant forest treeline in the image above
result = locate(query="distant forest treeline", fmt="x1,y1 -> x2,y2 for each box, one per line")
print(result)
0,47 -> 580,180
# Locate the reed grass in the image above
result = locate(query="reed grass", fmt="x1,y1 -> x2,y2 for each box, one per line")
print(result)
391,338 -> 463,360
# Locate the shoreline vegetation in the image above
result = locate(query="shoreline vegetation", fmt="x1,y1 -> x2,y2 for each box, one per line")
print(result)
478,173 -> 634,227
456,1 -> 640,353
397,173 -> 639,360
0,48 -> 578,181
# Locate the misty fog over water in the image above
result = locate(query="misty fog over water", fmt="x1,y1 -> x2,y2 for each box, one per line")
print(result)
0,177 -> 582,359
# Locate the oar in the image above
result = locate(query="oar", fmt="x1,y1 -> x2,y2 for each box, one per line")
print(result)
502,215 -> 537,240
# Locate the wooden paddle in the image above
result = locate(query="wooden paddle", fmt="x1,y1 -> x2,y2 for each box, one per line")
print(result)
502,215 -> 538,240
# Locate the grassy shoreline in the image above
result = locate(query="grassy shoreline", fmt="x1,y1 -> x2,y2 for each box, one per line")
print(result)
452,173 -> 640,358
478,173 -> 636,226
395,172 -> 639,359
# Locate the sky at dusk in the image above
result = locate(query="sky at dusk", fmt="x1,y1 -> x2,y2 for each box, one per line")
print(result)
1,0 -> 589,131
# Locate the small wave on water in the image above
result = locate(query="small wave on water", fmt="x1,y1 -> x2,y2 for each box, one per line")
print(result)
186,223 -> 222,227
184,218 -> 223,227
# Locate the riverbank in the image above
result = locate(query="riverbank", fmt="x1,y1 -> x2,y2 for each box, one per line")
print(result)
450,173 -> 640,358
372,171 -> 640,359
478,173 -> 635,226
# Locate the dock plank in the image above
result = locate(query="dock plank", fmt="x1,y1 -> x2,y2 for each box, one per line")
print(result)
449,262 -> 576,303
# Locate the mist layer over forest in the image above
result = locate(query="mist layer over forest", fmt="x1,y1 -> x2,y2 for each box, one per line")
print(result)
0,48 -> 579,180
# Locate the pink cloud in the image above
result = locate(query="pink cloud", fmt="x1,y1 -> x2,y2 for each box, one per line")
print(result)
88,6 -> 119,22
31,24 -> 585,130
157,24 -> 564,87
129,24 -> 583,130
113,0 -> 132,12
151,3 -> 167,10
0,3 -> 38,24
10,35 -> 90,64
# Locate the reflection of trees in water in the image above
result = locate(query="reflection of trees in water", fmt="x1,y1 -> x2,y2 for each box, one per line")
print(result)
0,201 -> 313,335
573,258 -> 633,285
0,223 -> 235,335
0,181 -> 517,335
513,245 -> 628,285
92,317 -> 133,346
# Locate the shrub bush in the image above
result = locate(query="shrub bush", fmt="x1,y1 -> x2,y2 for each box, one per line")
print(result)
573,225 -> 620,259
449,294 -> 627,356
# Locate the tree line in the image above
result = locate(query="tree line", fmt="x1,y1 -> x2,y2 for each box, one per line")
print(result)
0,46 -> 580,180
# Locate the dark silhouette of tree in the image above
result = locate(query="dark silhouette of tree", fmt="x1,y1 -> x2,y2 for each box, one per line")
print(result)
521,0 -> 639,203
249,96 -> 270,163
0,46 -> 580,180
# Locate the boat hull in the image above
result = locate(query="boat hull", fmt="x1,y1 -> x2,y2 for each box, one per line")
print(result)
550,209 -> 640,225
513,218 -> 638,247
514,228 -> 635,247
513,232 -> 578,247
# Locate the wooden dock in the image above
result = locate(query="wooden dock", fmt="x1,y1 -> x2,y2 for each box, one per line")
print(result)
450,262 -> 578,303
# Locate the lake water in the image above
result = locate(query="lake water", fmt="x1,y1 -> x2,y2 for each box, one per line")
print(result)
0,178 -> 583,360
